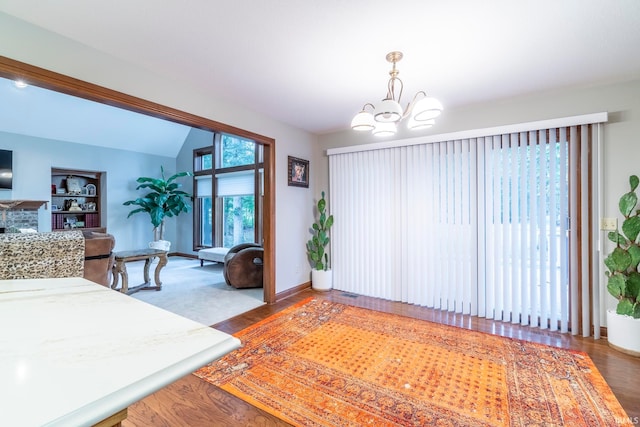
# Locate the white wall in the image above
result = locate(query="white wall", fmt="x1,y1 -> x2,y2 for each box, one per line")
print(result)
318,78 -> 640,319
175,128 -> 210,256
0,12 -> 319,294
0,130 -> 175,251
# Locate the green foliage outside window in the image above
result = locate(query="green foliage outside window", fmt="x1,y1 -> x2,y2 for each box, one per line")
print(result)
221,134 -> 255,168
196,133 -> 261,248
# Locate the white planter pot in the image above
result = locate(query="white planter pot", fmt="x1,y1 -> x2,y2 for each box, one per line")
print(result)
311,269 -> 333,292
149,240 -> 171,251
606,310 -> 640,357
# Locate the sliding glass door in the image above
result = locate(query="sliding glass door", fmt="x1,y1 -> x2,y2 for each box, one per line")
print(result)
329,123 -> 599,335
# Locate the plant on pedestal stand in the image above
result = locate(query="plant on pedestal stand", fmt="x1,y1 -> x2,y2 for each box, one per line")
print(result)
123,166 -> 193,252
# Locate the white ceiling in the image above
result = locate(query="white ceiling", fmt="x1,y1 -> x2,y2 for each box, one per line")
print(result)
0,76 -> 193,157
1,1 -> 640,152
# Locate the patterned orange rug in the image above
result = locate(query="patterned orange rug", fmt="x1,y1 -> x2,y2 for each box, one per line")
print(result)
194,298 -> 631,426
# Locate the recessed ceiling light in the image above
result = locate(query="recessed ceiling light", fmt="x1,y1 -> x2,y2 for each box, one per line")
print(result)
14,80 -> 28,89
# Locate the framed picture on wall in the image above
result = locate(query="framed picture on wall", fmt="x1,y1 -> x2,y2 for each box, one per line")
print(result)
288,156 -> 309,188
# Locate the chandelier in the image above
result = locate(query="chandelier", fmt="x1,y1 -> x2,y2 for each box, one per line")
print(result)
351,51 -> 443,136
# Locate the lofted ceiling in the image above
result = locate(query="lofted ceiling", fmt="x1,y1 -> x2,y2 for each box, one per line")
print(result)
0,76 -> 193,157
0,1 -> 639,155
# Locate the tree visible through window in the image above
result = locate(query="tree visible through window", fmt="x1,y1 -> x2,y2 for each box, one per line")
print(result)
194,134 -> 263,249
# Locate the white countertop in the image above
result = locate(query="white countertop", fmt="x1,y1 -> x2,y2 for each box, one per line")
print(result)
0,277 -> 241,427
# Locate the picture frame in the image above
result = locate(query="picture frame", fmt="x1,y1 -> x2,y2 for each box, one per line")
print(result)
66,177 -> 82,194
85,183 -> 96,196
288,156 -> 309,188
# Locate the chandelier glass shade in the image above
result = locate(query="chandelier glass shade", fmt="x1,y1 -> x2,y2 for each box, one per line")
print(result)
351,52 -> 442,136
372,121 -> 397,136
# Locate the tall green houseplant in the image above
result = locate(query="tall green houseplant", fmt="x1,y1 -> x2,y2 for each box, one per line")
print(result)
123,166 -> 193,241
604,174 -> 640,319
307,191 -> 334,271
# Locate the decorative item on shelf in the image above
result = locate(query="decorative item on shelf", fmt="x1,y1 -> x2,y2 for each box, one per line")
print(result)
51,205 -> 59,211
351,51 -> 443,136
604,174 -> 640,356
85,184 -> 96,196
65,199 -> 82,212
307,191 -> 334,291
66,176 -> 82,195
51,184 -> 56,194
56,188 -> 66,194
83,202 -> 96,211
65,216 -> 78,229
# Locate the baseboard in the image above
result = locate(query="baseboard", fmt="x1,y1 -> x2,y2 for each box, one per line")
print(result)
165,254 -> 311,304
275,281 -> 311,302
169,252 -> 197,259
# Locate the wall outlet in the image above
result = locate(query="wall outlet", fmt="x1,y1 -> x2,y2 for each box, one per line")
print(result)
600,217 -> 618,231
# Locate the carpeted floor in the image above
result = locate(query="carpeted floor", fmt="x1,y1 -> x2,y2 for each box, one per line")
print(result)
127,256 -> 264,326
195,298 -> 632,427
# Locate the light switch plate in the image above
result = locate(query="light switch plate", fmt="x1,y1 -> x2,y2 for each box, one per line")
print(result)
600,217 -> 618,231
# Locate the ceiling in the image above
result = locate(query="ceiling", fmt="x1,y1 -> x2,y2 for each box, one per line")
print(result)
0,76 -> 193,157
1,1 -> 640,153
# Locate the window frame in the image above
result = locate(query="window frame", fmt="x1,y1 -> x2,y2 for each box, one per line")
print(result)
193,135 -> 263,250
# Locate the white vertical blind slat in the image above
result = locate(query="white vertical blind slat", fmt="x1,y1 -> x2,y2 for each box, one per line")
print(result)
501,135 -> 511,321
468,138 -> 478,316
580,125 -> 591,337
492,135 -> 503,321
528,131 -> 539,326
539,130 -> 549,329
569,126 -> 580,335
476,137 -> 486,318
592,123 -> 602,339
559,127 -> 570,333
509,133 -> 521,324
519,132 -> 528,326
424,144 -> 440,308
548,129 -> 559,332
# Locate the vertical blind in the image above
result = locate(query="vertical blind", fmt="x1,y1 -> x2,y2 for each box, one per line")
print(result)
329,117 -> 604,335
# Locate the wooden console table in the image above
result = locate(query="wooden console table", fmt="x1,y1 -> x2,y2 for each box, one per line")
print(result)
111,248 -> 168,294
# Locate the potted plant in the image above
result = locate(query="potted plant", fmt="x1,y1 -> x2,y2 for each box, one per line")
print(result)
307,191 -> 334,291
123,166 -> 193,251
604,174 -> 640,356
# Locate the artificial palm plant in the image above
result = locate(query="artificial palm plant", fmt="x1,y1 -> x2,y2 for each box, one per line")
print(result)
123,166 -> 193,241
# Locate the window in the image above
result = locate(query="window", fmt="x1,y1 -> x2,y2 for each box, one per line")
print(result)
193,134 -> 263,249
218,134 -> 255,168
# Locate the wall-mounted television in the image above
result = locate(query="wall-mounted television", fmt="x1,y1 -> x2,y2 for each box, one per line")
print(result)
0,149 -> 13,190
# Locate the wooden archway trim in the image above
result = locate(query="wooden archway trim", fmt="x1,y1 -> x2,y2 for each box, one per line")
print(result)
0,55 -> 277,304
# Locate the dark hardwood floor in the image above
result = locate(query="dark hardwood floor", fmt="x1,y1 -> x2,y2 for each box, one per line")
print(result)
123,289 -> 640,426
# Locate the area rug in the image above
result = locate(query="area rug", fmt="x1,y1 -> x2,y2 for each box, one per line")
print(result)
194,298 -> 631,426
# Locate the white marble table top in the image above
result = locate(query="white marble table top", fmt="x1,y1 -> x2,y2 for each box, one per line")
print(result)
0,277 -> 241,426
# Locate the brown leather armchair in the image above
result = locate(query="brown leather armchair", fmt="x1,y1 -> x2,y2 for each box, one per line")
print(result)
223,243 -> 264,289
82,230 -> 116,287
